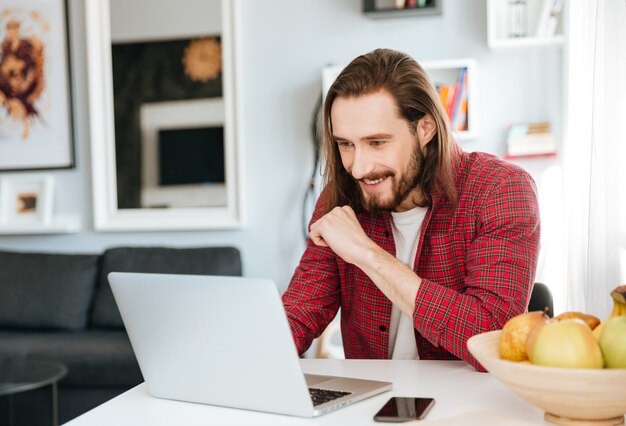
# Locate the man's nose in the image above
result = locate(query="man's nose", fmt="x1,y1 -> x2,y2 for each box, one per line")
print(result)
350,147 -> 374,180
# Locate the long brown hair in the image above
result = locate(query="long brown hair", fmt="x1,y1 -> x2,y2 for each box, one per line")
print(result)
322,48 -> 458,213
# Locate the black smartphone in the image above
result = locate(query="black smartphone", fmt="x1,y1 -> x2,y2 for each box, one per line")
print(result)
373,397 -> 435,422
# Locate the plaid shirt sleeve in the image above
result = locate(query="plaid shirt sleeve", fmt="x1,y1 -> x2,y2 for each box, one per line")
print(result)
413,168 -> 541,371
282,193 -> 341,356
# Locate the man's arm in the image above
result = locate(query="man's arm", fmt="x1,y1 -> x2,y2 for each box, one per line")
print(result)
282,195 -> 341,356
309,211 -> 422,317
308,206 -> 422,318
412,170 -> 540,369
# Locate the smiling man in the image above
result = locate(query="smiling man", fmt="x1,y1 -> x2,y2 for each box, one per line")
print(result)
282,49 -> 540,370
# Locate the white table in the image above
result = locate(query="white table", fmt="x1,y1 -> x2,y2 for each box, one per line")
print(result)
64,360 -> 552,425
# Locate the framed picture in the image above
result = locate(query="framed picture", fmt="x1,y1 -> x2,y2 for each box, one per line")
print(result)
87,0 -> 245,231
0,0 -> 75,171
0,174 -> 54,225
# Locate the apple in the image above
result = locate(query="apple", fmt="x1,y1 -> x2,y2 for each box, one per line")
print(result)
599,316 -> 626,368
499,311 -> 549,361
526,318 -> 604,369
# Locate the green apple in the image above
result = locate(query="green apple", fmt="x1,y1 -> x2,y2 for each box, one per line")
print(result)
527,319 -> 604,369
599,316 -> 626,368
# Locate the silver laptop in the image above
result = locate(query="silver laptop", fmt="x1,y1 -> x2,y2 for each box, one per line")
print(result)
108,272 -> 392,417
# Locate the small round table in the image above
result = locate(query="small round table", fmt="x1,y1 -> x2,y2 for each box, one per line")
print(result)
0,357 -> 68,426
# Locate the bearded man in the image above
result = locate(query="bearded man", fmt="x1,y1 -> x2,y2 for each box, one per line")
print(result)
282,49 -> 540,370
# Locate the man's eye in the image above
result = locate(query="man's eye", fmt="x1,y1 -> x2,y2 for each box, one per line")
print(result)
337,141 -> 353,148
370,140 -> 385,146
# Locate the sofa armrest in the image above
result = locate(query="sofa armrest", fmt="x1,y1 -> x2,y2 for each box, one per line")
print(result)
0,251 -> 99,331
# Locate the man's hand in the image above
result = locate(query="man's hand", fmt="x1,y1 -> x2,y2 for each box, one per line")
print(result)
309,205 -> 421,317
309,206 -> 378,265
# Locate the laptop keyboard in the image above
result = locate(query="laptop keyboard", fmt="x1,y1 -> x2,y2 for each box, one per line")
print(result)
308,387 -> 352,406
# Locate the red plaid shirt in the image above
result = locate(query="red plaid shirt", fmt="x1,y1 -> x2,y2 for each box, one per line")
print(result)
282,151 -> 540,370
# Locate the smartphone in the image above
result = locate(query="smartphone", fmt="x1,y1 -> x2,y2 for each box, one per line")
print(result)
373,397 -> 435,422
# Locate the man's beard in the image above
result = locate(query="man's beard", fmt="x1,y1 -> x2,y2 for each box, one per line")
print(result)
358,148 -> 423,212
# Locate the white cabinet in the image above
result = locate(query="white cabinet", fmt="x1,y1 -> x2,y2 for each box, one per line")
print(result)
487,0 -> 564,49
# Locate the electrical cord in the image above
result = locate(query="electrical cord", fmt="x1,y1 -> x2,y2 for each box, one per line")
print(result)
302,93 -> 323,242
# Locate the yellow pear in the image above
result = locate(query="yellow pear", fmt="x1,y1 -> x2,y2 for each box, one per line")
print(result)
499,311 -> 549,362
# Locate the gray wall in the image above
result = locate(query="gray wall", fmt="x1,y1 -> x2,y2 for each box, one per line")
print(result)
0,0 -> 562,293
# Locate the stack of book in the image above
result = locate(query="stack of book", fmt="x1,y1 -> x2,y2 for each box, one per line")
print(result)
434,67 -> 468,132
506,122 -> 557,159
535,0 -> 564,37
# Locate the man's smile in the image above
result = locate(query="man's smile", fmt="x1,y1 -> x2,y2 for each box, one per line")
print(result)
363,177 -> 385,185
359,176 -> 392,194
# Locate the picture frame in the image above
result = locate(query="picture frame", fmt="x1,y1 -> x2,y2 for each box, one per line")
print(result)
0,0 -> 75,171
86,0 -> 245,231
0,174 -> 54,225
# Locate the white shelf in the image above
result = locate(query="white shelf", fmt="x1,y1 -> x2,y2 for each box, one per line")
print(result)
487,0 -> 565,50
322,57 -> 477,141
489,35 -> 564,50
0,215 -> 81,235
421,58 -> 477,141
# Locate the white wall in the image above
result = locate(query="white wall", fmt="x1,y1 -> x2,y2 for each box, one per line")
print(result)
0,0 -> 563,293
110,0 -> 221,43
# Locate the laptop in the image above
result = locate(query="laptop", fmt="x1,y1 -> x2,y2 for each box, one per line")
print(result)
108,272 -> 392,417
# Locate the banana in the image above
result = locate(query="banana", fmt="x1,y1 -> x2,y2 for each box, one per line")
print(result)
592,285 -> 626,341
554,311 -> 601,330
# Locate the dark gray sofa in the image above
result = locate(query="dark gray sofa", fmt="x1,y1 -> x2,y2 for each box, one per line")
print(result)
0,246 -> 242,425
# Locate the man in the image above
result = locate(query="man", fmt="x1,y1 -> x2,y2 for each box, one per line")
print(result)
282,49 -> 540,370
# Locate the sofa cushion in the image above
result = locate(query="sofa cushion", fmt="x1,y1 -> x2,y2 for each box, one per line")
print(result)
0,330 -> 142,387
91,246 -> 242,328
0,251 -> 99,331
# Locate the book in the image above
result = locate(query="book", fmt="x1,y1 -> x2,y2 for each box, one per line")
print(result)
504,152 -> 557,160
506,122 -> 556,156
545,0 -> 564,36
438,84 -> 450,110
450,67 -> 467,129
434,68 -> 469,130
445,82 -> 457,120
507,137 -> 556,155
455,71 -> 469,131
535,0 -> 563,37
456,99 -> 468,131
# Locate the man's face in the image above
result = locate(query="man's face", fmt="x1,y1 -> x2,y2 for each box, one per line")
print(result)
331,90 -> 430,212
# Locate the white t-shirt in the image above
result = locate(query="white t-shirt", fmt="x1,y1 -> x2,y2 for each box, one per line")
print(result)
388,206 -> 428,359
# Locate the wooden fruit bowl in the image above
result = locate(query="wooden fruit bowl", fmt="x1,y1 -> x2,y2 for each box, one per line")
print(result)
467,330 -> 626,426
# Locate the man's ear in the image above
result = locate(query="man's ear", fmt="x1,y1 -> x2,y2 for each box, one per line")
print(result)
417,113 -> 437,148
